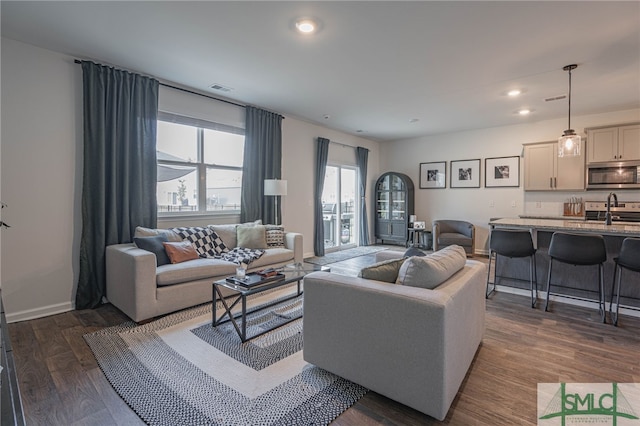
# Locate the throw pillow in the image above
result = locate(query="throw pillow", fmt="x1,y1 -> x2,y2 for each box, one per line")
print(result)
134,226 -> 182,242
133,235 -> 170,266
358,257 -> 406,283
396,245 -> 467,289
236,224 -> 268,249
171,227 -> 228,257
208,224 -> 238,249
265,224 -> 285,248
403,246 -> 427,257
163,241 -> 199,264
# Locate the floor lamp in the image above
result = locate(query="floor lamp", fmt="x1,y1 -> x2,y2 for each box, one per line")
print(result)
264,179 -> 287,225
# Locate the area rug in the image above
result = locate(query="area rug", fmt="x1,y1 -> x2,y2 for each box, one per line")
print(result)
304,245 -> 388,265
84,288 -> 368,426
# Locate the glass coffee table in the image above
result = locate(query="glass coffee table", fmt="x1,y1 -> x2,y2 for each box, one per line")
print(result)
212,263 -> 329,342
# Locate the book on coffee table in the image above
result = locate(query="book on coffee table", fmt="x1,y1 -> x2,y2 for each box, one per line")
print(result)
225,272 -> 285,288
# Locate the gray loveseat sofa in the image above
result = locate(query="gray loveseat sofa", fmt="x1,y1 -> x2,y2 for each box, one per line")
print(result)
303,248 -> 486,421
106,224 -> 303,322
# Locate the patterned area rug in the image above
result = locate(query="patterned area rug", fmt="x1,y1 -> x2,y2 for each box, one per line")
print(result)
84,289 -> 368,425
305,245 -> 388,265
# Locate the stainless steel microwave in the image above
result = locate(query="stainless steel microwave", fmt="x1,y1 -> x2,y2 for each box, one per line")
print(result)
586,160 -> 640,190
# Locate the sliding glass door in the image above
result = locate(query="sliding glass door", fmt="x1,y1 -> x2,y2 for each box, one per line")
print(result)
322,166 -> 358,252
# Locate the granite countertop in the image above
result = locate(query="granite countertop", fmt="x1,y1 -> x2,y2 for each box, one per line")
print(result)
519,214 -> 585,220
490,217 -> 640,236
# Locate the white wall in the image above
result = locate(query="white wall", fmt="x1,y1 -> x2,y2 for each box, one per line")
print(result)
0,37 -> 380,320
381,108 -> 640,254
1,38 -> 83,321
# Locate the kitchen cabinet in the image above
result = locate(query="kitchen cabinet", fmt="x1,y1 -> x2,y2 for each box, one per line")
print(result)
523,141 -> 585,191
586,123 -> 640,163
375,172 -> 414,245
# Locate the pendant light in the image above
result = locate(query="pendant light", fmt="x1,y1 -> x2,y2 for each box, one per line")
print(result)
558,64 -> 581,157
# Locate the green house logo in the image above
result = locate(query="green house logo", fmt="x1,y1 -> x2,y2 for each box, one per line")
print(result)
539,383 -> 640,425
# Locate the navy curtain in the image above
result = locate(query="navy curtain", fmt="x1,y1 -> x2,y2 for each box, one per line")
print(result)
314,138 -> 330,256
240,106 -> 283,224
76,61 -> 159,309
356,147 -> 370,246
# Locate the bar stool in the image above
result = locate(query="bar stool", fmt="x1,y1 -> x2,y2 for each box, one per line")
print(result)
545,232 -> 607,322
609,237 -> 640,326
486,229 -> 537,307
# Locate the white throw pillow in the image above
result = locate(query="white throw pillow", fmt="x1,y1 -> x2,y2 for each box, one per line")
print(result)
396,245 -> 466,289
236,224 -> 268,249
134,226 -> 182,242
208,224 -> 238,249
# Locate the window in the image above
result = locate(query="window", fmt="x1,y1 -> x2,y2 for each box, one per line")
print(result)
156,114 -> 244,215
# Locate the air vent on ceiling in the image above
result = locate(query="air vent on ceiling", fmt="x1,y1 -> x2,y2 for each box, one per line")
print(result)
544,94 -> 566,102
209,84 -> 232,92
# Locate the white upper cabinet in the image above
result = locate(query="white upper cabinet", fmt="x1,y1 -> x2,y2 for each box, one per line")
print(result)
619,124 -> 640,161
523,141 -> 585,191
586,123 -> 640,162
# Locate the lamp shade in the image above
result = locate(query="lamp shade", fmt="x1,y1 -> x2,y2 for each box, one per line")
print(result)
558,131 -> 581,157
264,179 -> 288,196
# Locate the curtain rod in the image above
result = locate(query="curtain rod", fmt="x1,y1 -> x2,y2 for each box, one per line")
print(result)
330,140 -> 357,149
74,59 -> 245,109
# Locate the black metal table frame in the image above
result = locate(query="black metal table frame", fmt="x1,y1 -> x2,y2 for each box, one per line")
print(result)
212,274 -> 304,343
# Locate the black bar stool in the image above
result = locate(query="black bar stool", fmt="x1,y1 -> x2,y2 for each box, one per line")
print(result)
609,237 -> 640,326
545,232 -> 607,322
486,229 -> 537,307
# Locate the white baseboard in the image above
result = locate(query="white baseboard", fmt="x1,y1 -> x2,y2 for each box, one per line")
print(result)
493,285 -> 640,319
6,301 -> 74,323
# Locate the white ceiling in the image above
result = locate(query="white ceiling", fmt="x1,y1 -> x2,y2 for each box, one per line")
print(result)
2,1 -> 639,142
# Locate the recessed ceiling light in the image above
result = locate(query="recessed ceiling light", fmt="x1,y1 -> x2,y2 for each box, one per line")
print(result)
507,89 -> 522,97
518,109 -> 531,116
295,19 -> 317,34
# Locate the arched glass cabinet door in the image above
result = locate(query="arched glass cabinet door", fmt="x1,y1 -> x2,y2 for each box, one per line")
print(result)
374,172 -> 414,245
376,175 -> 390,220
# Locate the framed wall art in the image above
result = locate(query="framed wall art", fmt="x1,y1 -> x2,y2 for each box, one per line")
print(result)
450,159 -> 481,188
419,161 -> 446,189
485,156 -> 520,188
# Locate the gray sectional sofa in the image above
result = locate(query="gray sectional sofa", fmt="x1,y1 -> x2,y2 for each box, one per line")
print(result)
303,247 -> 486,421
106,224 -> 303,322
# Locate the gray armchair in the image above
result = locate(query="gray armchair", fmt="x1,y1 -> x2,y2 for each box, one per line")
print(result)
433,220 -> 475,256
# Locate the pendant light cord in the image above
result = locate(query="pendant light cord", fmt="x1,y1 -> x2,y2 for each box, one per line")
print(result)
562,64 -> 577,132
567,67 -> 572,130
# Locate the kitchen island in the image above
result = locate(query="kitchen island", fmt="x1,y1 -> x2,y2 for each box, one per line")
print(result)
490,217 -> 640,237
488,217 -> 640,311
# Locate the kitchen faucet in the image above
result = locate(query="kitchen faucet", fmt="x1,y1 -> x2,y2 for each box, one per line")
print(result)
605,192 -> 618,225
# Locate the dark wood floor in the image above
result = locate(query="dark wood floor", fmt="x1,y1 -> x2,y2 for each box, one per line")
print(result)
8,250 -> 640,425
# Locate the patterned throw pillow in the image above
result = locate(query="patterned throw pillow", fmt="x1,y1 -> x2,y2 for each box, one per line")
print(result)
171,227 -> 228,257
265,225 -> 285,248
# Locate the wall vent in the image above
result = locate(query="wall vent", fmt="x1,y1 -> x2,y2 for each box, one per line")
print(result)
544,94 -> 566,102
209,84 -> 232,92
